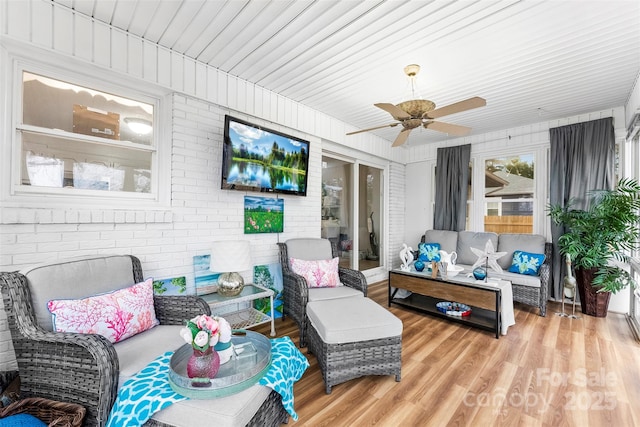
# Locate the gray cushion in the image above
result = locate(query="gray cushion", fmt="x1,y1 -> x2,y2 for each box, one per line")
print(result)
423,230 -> 458,254
20,255 -> 137,331
481,269 -> 542,288
456,231 -> 499,265
150,385 -> 273,427
497,233 -> 547,270
308,286 -> 363,302
114,324 -> 184,388
307,297 -> 402,344
285,238 -> 333,261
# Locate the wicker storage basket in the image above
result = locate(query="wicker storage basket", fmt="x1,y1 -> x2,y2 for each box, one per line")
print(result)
0,397 -> 86,427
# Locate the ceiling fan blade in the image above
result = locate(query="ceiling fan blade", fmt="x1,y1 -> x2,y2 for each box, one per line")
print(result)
375,103 -> 411,120
392,128 -> 412,147
346,122 -> 399,135
424,96 -> 486,119
424,120 -> 472,136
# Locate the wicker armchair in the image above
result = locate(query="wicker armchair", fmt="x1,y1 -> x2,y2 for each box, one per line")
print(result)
278,238 -> 368,347
0,255 -> 210,426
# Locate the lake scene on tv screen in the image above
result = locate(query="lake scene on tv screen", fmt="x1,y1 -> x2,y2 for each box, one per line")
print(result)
226,119 -> 308,194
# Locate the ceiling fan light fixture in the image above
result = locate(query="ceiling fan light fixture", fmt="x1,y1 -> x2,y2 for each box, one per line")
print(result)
403,64 -> 423,101
403,64 -> 420,77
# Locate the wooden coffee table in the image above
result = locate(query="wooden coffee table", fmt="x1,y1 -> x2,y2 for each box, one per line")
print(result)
389,268 -> 503,338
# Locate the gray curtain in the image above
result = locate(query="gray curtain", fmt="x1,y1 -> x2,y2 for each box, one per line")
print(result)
434,144 -> 471,231
549,117 -> 615,299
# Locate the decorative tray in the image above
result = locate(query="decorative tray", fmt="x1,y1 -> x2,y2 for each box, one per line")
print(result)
168,330 -> 271,399
436,301 -> 472,317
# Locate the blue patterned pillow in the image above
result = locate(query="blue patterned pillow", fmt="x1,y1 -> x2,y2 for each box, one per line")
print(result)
508,250 -> 545,276
418,243 -> 441,262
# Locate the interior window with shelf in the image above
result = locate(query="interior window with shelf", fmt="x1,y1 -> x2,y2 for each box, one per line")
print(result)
19,71 -> 156,194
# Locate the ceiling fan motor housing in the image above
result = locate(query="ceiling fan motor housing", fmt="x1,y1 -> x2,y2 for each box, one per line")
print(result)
402,118 -> 424,130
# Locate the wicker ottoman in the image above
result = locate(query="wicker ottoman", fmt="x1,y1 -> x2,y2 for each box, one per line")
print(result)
306,296 -> 402,394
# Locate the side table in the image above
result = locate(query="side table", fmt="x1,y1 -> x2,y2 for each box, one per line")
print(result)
201,284 -> 276,336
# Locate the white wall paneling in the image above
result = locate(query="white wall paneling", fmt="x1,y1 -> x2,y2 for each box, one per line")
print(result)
90,19 -> 108,67
387,161 -> 405,272
110,28 -> 128,74
32,0 -> 53,50
626,71 -> 640,127
74,12 -> 93,63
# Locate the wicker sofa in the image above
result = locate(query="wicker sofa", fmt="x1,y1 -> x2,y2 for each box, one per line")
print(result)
0,255 -> 287,427
420,230 -> 551,316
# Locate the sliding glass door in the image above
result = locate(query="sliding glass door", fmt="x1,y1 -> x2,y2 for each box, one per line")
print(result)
359,164 -> 383,270
321,156 -> 353,268
321,155 -> 384,272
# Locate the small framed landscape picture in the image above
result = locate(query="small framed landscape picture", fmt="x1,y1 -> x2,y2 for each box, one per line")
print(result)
152,276 -> 187,295
253,263 -> 283,319
193,254 -> 220,295
244,196 -> 284,234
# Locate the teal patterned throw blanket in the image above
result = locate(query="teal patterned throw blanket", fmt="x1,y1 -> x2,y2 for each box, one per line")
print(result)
258,337 -> 309,420
107,336 -> 309,427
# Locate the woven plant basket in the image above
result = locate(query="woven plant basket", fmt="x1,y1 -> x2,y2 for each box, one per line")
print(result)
575,267 -> 612,317
0,397 -> 86,427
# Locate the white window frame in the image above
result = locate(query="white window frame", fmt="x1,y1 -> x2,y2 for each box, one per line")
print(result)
467,146 -> 548,234
480,152 -> 537,234
1,45 -> 171,209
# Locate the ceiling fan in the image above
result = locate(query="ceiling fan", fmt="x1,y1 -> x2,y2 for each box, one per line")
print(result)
347,64 -> 486,147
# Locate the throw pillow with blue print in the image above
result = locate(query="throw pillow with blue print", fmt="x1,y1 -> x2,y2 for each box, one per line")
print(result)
418,242 -> 441,262
508,250 -> 545,276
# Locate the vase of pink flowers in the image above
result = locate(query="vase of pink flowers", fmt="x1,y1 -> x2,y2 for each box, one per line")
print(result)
179,314 -> 232,384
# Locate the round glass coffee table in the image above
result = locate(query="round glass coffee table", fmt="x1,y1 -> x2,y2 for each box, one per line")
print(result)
168,330 -> 271,398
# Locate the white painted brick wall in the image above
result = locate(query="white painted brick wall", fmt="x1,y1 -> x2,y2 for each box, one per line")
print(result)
0,92 -> 326,370
388,162 -> 406,271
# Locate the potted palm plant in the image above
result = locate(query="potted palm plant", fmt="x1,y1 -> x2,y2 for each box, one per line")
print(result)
548,178 -> 640,317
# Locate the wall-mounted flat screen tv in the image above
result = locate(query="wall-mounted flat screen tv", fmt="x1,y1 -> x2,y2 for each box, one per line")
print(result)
221,115 -> 309,196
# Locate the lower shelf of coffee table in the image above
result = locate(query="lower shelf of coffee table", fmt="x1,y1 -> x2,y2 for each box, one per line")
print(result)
389,269 -> 502,338
391,293 -> 498,334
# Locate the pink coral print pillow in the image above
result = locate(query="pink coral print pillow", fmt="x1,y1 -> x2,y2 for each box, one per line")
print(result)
289,257 -> 342,288
47,278 -> 159,343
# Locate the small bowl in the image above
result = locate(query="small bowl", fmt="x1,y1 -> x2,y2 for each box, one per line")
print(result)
445,265 -> 464,279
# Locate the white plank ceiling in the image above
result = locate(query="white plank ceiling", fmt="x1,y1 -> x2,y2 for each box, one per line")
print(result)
53,0 -> 640,146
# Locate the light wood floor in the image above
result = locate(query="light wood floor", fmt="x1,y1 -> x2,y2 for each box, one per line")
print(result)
253,281 -> 640,427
